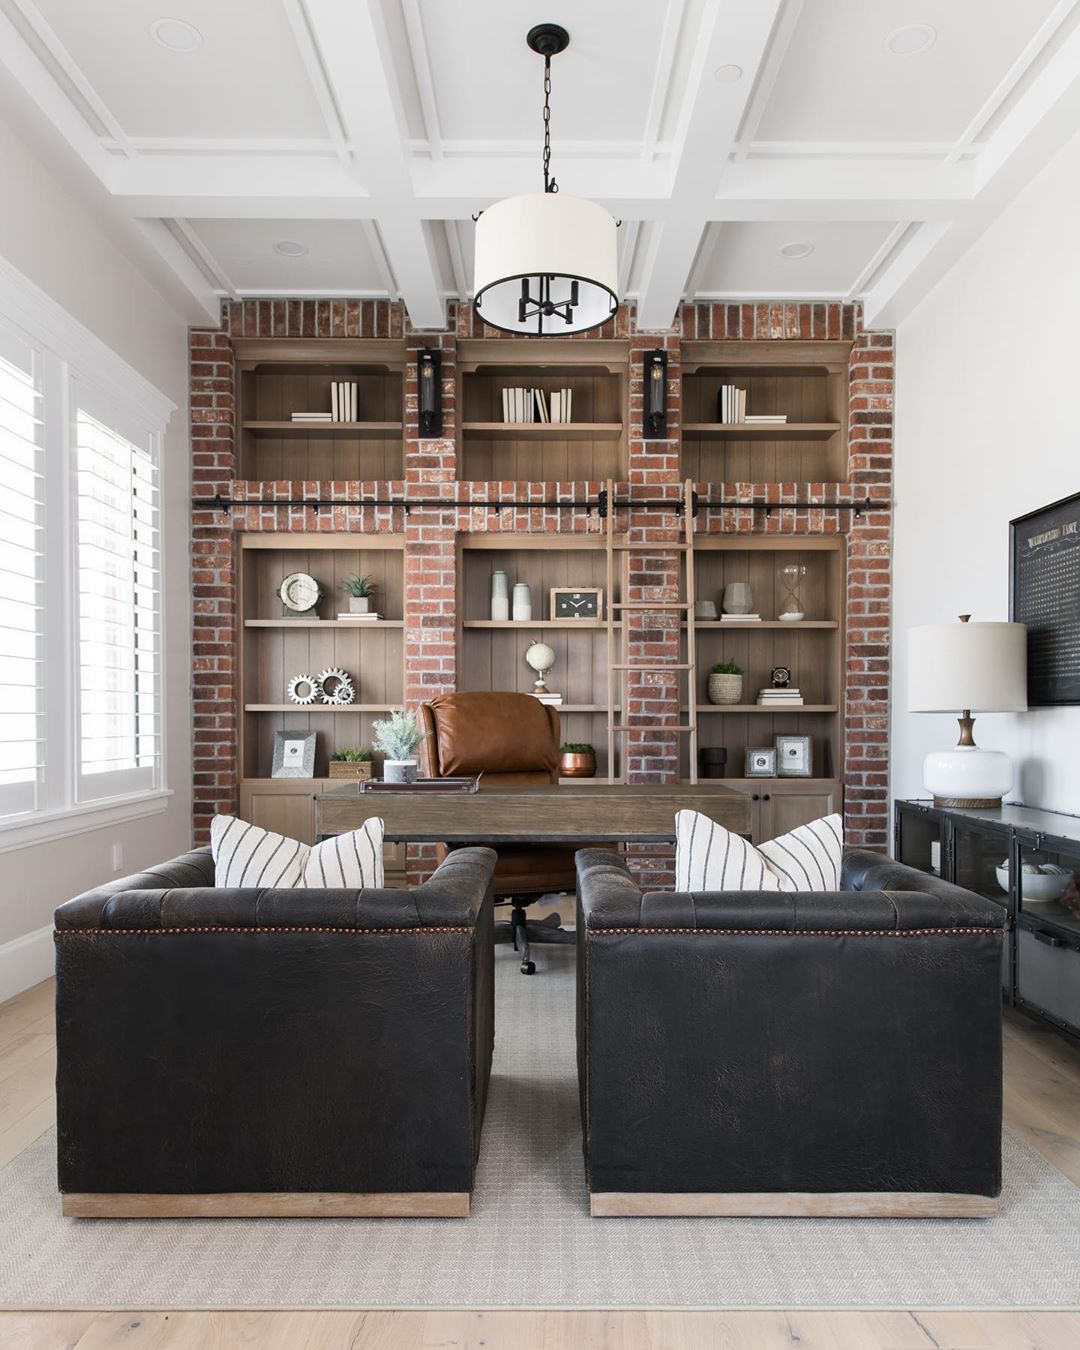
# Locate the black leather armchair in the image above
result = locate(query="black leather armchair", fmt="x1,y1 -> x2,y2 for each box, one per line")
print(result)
576,847 -> 1005,1218
54,844 -> 497,1218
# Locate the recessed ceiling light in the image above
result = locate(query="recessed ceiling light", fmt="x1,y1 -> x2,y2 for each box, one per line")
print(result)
886,23 -> 936,56
778,242 -> 814,260
714,64 -> 743,83
150,18 -> 203,53
274,240 -> 308,258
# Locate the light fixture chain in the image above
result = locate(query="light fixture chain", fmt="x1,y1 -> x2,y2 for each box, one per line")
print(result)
542,54 -> 557,193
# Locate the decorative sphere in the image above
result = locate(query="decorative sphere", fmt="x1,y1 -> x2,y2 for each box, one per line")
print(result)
525,641 -> 556,675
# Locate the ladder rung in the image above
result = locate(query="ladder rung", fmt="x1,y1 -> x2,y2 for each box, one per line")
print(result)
612,663 -> 692,671
612,602 -> 692,610
612,724 -> 696,734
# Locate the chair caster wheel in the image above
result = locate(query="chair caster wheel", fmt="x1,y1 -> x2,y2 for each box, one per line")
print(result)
521,961 -> 536,975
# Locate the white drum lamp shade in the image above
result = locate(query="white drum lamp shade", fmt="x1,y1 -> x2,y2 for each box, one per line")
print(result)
473,193 -> 618,336
908,618 -> 1027,807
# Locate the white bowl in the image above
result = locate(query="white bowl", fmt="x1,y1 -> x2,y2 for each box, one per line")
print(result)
995,862 -> 1069,903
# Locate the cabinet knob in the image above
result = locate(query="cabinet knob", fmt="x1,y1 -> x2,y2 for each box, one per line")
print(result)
762,793 -> 771,801
752,793 -> 760,801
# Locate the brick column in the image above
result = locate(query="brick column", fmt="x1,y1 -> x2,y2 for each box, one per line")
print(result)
190,323 -> 237,843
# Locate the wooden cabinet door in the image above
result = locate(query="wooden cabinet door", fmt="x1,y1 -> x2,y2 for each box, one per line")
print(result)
754,782 -> 840,844
240,783 -> 317,843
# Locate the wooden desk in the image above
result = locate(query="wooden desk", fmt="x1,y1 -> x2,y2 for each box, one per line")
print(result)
315,782 -> 751,845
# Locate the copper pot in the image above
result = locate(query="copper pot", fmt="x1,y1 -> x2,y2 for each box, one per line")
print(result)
560,750 -> 596,779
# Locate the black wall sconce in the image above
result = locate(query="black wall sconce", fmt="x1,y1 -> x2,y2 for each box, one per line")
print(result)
643,348 -> 667,439
418,348 -> 443,437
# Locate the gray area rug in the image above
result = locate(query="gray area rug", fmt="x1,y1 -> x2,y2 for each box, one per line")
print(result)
2,945 -> 1079,1309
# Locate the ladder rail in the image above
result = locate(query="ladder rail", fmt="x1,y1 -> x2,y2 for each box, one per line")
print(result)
684,478 -> 699,784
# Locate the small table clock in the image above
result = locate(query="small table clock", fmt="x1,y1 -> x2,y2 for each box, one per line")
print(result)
550,587 -> 603,621
279,571 -> 321,618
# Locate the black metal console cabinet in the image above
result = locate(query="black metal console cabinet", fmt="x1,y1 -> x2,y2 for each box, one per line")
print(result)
895,800 -> 1080,1041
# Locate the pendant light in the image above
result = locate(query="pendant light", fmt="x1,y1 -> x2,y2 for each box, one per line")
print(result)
473,23 -> 618,336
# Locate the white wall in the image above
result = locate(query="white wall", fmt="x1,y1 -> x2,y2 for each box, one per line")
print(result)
893,126 -> 1080,818
0,110 -> 194,1000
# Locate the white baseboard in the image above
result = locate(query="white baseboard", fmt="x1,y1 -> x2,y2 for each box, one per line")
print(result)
0,924 -> 54,1006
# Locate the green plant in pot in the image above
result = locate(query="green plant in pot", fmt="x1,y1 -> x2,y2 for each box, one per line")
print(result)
559,742 -> 596,779
328,746 -> 374,780
708,660 -> 743,706
372,708 -> 425,784
342,574 -> 376,615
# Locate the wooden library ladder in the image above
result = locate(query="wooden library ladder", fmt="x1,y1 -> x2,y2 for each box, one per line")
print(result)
605,479 -> 699,785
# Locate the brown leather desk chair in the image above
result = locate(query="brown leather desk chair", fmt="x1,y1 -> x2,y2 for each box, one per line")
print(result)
419,691 -> 576,974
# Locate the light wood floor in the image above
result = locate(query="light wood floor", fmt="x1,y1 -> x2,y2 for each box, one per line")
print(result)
2,976 -> 1079,1350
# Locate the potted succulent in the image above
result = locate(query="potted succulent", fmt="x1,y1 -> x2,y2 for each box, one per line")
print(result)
559,742 -> 596,779
372,708 -> 425,784
342,574 -> 376,615
328,746 -> 373,781
708,660 -> 743,706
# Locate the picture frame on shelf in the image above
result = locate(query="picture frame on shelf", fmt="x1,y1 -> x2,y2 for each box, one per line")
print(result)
272,730 -> 317,779
550,586 -> 603,621
776,734 -> 813,777
744,746 -> 777,778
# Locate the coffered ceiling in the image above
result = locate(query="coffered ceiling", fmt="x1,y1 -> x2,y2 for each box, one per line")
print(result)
2,0 -> 1079,330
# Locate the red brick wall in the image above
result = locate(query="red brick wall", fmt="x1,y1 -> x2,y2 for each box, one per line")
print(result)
189,297 -> 893,855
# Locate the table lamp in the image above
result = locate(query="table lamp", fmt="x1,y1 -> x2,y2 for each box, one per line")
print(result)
907,614 -> 1027,807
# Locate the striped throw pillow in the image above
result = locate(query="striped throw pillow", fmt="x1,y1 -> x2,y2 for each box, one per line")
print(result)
675,810 -> 843,893
210,815 -> 385,890
211,814 -> 308,889
302,817 -> 384,889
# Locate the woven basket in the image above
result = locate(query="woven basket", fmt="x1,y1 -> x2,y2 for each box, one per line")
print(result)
328,760 -> 373,780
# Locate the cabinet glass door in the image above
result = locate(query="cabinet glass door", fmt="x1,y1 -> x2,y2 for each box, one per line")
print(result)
950,822 -> 1012,995
1015,837 -> 1080,1036
895,803 -> 943,876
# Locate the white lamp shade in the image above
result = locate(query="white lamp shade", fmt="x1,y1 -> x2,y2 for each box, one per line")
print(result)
473,193 -> 618,335
908,621 -> 1027,712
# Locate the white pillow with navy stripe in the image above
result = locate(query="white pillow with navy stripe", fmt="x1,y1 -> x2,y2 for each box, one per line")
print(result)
211,814 -> 384,890
675,810 -> 843,893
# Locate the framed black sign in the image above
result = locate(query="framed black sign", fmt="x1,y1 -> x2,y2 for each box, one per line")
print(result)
1010,490 -> 1080,706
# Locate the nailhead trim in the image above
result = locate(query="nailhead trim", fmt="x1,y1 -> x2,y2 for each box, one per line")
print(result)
587,927 -> 1000,938
55,925 -> 472,938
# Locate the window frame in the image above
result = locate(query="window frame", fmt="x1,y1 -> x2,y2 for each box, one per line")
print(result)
0,256 -> 175,845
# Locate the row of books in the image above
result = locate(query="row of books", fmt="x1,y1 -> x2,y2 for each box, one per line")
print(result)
717,385 -> 788,425
720,612 -> 760,622
757,687 -> 805,707
532,692 -> 564,706
501,388 -> 573,423
289,381 -> 359,423
336,611 -> 382,622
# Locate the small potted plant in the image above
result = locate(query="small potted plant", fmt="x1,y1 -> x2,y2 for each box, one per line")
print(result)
328,746 -> 373,781
342,574 -> 376,615
559,742 -> 597,779
372,708 -> 425,784
708,660 -> 743,706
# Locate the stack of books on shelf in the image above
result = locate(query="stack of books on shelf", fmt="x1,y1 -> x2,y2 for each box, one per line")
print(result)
716,385 -> 788,425
532,691 -> 563,706
290,411 -> 332,423
501,388 -> 573,423
330,380 -> 358,422
720,612 -> 761,622
757,686 -> 804,708
336,610 -> 382,622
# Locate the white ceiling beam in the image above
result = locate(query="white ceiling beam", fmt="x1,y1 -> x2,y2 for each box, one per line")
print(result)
280,0 -> 351,165
166,218 -> 239,299
732,0 -> 804,160
641,0 -> 686,159
864,14 -> 1080,328
401,0 -> 443,161
636,0 -> 785,329
133,219 -> 223,321
299,0 -> 444,328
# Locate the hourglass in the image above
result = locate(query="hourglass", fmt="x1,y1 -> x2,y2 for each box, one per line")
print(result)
777,561 -> 808,621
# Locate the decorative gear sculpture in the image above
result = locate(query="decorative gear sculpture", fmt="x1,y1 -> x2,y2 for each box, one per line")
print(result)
317,667 -> 356,705
286,674 -> 320,706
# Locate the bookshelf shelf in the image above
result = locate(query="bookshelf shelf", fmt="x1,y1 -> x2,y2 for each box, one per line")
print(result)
242,420 -> 403,439
244,619 -> 405,629
463,619 -> 615,630
460,422 -> 623,441
694,704 -> 838,714
244,704 -> 395,714
688,620 -> 839,630
682,422 -> 841,439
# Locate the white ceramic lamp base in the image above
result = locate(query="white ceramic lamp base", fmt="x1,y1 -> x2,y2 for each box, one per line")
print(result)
922,746 -> 1013,809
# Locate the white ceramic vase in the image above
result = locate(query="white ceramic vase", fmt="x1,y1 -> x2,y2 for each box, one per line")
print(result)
491,570 -> 510,622
512,582 -> 532,622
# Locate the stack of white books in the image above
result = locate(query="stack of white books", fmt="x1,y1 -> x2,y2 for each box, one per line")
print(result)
336,611 -> 382,622
744,413 -> 788,425
291,411 -> 332,423
330,380 -> 358,422
532,691 -> 563,706
757,687 -> 805,707
720,612 -> 761,622
500,388 -> 573,423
